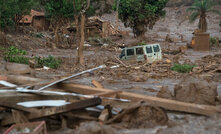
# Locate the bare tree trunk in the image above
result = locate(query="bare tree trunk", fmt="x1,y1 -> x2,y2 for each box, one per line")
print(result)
116,0 -> 120,30
76,0 -> 90,65
54,25 -> 59,48
78,14 -> 85,65
199,13 -> 207,32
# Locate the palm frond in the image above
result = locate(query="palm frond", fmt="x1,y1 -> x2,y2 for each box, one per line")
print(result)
189,12 -> 199,23
206,0 -> 217,10
208,9 -> 221,15
186,7 -> 199,12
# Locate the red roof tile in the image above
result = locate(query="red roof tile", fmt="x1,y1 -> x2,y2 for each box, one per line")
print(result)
19,9 -> 45,24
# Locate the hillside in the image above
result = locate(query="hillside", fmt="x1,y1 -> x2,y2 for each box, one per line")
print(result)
101,4 -> 221,43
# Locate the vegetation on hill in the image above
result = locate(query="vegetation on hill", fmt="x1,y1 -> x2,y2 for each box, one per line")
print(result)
0,0 -> 35,29
114,0 -> 168,37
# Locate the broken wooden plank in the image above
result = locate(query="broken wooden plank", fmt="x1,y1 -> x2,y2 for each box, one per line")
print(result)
59,83 -> 221,116
92,80 -> 103,88
115,56 -> 128,67
1,97 -> 101,126
0,92 -> 79,105
92,91 -> 122,97
37,65 -> 106,91
0,103 -> 36,113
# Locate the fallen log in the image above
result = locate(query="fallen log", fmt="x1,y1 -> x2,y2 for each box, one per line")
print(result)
58,83 -> 221,116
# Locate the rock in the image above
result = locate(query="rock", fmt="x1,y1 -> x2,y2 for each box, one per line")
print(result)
157,86 -> 174,100
74,121 -> 117,134
6,63 -> 31,74
174,77 -> 217,105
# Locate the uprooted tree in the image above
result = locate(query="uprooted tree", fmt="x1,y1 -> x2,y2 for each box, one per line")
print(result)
115,0 -> 168,37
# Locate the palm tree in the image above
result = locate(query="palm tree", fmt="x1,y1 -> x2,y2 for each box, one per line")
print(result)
187,0 -> 221,32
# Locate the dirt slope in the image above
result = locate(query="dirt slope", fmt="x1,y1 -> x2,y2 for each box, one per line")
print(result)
101,5 -> 221,43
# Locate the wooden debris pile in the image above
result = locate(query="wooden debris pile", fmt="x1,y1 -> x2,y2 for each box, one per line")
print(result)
192,54 -> 221,78
97,59 -> 180,81
67,16 -> 120,38
0,65 -> 221,133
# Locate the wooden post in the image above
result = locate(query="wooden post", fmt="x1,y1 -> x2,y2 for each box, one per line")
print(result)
78,14 -> 85,65
76,0 -> 90,65
116,0 -> 120,30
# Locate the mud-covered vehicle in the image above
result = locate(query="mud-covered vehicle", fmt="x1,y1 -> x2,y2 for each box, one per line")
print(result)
119,44 -> 162,63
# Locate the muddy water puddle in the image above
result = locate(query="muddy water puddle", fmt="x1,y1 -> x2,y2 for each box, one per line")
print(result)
69,76 -> 180,96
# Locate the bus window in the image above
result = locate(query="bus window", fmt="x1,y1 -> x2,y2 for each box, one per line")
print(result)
153,45 -> 160,52
127,49 -> 134,56
136,48 -> 144,55
146,46 -> 153,54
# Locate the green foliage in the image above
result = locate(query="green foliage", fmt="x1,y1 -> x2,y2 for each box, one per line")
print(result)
4,46 -> 61,69
114,0 -> 168,37
43,0 -> 96,21
4,46 -> 29,64
187,0 -> 221,32
210,37 -> 217,46
0,0 -> 36,29
171,64 -> 195,73
137,42 -> 146,46
34,55 -> 61,69
44,0 -> 75,20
